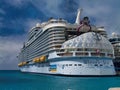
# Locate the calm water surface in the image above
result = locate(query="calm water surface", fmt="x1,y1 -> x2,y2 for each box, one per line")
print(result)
0,70 -> 120,90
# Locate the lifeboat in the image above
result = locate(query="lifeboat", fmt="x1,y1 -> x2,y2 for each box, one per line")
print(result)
40,56 -> 46,62
33,57 -> 40,63
18,61 -> 27,67
33,56 -> 46,63
18,63 -> 22,67
22,61 -> 27,65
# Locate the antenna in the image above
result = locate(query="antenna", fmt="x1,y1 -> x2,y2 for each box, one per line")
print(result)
75,8 -> 83,25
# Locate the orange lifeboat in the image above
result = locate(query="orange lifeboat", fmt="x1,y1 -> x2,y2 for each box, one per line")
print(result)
18,61 -> 27,67
33,57 -> 40,63
40,56 -> 46,62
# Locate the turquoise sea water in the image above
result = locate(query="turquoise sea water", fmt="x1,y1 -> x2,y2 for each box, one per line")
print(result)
0,70 -> 120,90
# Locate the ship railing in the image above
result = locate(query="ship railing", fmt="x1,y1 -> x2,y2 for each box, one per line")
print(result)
59,48 -> 113,53
45,20 -> 67,27
57,49 -> 113,58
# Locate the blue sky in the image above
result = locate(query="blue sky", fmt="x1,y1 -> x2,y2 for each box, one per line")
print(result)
0,0 -> 120,69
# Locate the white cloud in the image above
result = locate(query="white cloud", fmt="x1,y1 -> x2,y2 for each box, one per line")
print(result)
30,0 -> 64,17
4,0 -> 29,8
24,18 -> 41,31
0,36 -> 24,70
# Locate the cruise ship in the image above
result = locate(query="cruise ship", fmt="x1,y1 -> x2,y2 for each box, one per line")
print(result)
109,33 -> 120,73
18,9 -> 116,76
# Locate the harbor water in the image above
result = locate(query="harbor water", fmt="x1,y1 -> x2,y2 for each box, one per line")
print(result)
0,70 -> 120,90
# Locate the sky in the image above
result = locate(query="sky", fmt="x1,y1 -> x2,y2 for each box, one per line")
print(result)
0,0 -> 120,70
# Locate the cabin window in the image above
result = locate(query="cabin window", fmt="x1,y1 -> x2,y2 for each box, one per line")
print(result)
74,64 -> 77,66
118,38 -> 120,41
109,38 -> 116,42
64,53 -> 73,56
95,64 -> 98,66
60,49 -> 65,52
69,64 -> 72,66
62,65 -> 64,69
108,54 -> 113,57
78,64 -> 82,66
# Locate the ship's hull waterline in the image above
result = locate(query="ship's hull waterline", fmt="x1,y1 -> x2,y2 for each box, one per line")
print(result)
20,57 -> 116,76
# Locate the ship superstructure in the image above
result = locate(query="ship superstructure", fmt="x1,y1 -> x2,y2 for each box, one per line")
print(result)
18,9 -> 116,76
109,33 -> 120,72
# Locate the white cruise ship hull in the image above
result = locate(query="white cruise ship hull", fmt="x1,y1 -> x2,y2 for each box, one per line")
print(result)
20,57 -> 116,76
